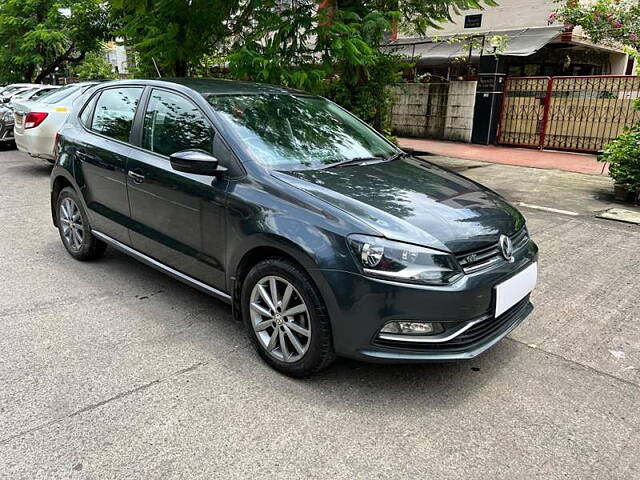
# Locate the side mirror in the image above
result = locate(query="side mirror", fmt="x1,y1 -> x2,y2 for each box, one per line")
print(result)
169,150 -> 227,176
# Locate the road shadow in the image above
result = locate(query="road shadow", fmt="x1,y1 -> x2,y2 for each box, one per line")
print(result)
10,161 -> 52,177
46,239 -> 519,408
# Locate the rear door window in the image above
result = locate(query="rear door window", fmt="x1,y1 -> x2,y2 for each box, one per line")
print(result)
142,89 -> 214,157
91,87 -> 143,143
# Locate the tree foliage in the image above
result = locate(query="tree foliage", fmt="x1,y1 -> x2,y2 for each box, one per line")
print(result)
226,0 -> 494,132
71,51 -> 118,80
554,0 -> 640,51
600,125 -> 640,192
109,0 -> 259,77
0,0 -> 111,83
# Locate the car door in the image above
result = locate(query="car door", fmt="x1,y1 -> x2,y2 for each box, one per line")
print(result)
126,88 -> 229,291
78,86 -> 144,244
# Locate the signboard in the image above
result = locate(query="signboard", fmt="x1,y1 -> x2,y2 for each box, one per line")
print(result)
477,75 -> 497,92
464,14 -> 482,28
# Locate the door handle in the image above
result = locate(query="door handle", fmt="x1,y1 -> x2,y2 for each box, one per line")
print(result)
127,170 -> 145,183
76,150 -> 95,163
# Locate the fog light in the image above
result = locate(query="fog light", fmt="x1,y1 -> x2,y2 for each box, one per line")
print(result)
380,321 -> 444,336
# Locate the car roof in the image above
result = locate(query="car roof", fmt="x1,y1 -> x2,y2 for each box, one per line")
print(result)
94,78 -> 307,96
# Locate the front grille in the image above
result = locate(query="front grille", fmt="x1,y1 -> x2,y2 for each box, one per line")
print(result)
373,295 -> 530,353
457,227 -> 529,273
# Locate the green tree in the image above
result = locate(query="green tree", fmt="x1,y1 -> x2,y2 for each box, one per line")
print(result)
71,51 -> 118,80
226,0 -> 495,132
554,0 -> 640,51
0,0 -> 111,83
109,0 -> 258,77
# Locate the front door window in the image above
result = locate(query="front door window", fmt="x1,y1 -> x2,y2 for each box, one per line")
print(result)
142,89 -> 214,157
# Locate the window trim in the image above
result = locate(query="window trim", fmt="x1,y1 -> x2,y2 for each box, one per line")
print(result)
76,82 -> 246,178
79,91 -> 99,130
80,85 -> 146,146
131,86 -> 216,160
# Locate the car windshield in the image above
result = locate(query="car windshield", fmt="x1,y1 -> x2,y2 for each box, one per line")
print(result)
206,94 -> 398,170
12,88 -> 39,100
29,88 -> 58,100
1,86 -> 27,95
40,84 -> 90,105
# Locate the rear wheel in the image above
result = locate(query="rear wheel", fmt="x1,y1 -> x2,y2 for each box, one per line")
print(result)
241,258 -> 335,377
56,187 -> 106,261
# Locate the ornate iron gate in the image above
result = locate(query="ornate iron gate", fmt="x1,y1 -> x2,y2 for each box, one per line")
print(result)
497,75 -> 640,152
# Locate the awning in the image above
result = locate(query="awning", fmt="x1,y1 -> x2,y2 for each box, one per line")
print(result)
382,26 -> 564,65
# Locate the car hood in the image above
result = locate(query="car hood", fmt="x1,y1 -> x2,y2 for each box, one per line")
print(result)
272,157 -> 525,253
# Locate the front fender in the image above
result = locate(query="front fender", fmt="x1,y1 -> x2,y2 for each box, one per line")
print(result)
227,229 -> 349,338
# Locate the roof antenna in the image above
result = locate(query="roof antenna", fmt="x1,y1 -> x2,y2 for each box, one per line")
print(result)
151,57 -> 162,78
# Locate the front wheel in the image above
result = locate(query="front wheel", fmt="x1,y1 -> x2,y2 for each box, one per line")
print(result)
241,258 -> 335,377
56,187 -> 106,261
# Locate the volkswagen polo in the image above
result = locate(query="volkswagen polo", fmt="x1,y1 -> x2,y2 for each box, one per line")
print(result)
50,79 -> 538,376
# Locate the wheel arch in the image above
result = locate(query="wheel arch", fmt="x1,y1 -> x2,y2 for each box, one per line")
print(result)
51,174 -> 74,227
50,168 -> 89,227
229,238 -> 339,328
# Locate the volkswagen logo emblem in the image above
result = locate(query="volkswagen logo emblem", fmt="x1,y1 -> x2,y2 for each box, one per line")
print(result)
499,234 -> 514,261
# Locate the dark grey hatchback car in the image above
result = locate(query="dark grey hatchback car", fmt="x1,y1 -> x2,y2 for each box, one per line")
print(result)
51,79 -> 538,376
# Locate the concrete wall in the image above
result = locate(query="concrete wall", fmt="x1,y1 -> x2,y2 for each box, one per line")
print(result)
418,0 -> 557,36
444,81 -> 477,142
390,82 -> 477,142
610,51 -> 630,75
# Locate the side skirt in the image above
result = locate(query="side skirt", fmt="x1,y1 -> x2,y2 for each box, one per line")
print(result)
92,230 -> 232,304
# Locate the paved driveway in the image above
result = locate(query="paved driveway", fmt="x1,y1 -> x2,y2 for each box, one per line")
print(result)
0,148 -> 638,479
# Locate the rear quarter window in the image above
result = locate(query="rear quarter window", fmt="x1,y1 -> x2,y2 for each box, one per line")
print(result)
80,95 -> 98,128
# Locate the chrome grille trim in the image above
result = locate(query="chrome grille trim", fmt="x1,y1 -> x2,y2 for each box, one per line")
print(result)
457,227 -> 530,274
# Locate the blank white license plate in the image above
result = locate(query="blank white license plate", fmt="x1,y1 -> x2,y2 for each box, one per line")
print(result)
494,262 -> 537,317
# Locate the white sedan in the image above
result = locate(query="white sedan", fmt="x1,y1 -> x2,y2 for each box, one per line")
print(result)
14,82 -> 98,162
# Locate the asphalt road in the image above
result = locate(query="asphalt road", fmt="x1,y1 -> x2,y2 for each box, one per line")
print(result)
0,148 -> 638,479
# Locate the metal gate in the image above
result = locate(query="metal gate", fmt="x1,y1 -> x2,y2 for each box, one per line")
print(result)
497,75 -> 640,152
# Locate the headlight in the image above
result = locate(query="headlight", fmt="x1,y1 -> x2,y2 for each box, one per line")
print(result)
1,110 -> 12,122
347,234 -> 463,286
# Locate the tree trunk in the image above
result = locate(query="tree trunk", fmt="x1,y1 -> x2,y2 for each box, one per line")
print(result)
175,59 -> 188,77
34,44 -> 85,83
24,65 -> 35,82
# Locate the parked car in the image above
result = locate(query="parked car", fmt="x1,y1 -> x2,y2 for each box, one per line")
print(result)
0,105 -> 14,145
51,79 -> 538,376
1,85 -> 41,104
0,87 -> 62,145
10,85 -> 61,106
0,83 -> 40,101
15,82 -> 98,162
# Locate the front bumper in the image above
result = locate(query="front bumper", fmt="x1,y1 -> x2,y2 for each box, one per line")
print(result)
316,239 -> 538,362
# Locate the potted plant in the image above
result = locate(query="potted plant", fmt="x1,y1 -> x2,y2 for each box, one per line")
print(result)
599,125 -> 640,204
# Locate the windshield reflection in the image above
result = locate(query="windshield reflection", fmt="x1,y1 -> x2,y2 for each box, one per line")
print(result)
207,94 -> 397,170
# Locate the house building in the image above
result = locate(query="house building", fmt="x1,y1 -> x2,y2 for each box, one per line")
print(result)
104,40 -> 130,76
387,0 -> 640,152
386,0 -> 634,80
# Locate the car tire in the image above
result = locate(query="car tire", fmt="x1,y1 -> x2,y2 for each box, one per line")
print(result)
56,187 -> 107,261
241,258 -> 335,377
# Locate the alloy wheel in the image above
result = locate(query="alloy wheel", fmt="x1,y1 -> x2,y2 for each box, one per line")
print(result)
249,275 -> 311,363
59,197 -> 84,251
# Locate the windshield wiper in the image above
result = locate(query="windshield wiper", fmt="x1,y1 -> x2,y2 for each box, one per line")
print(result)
386,151 -> 409,162
321,156 -> 385,169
